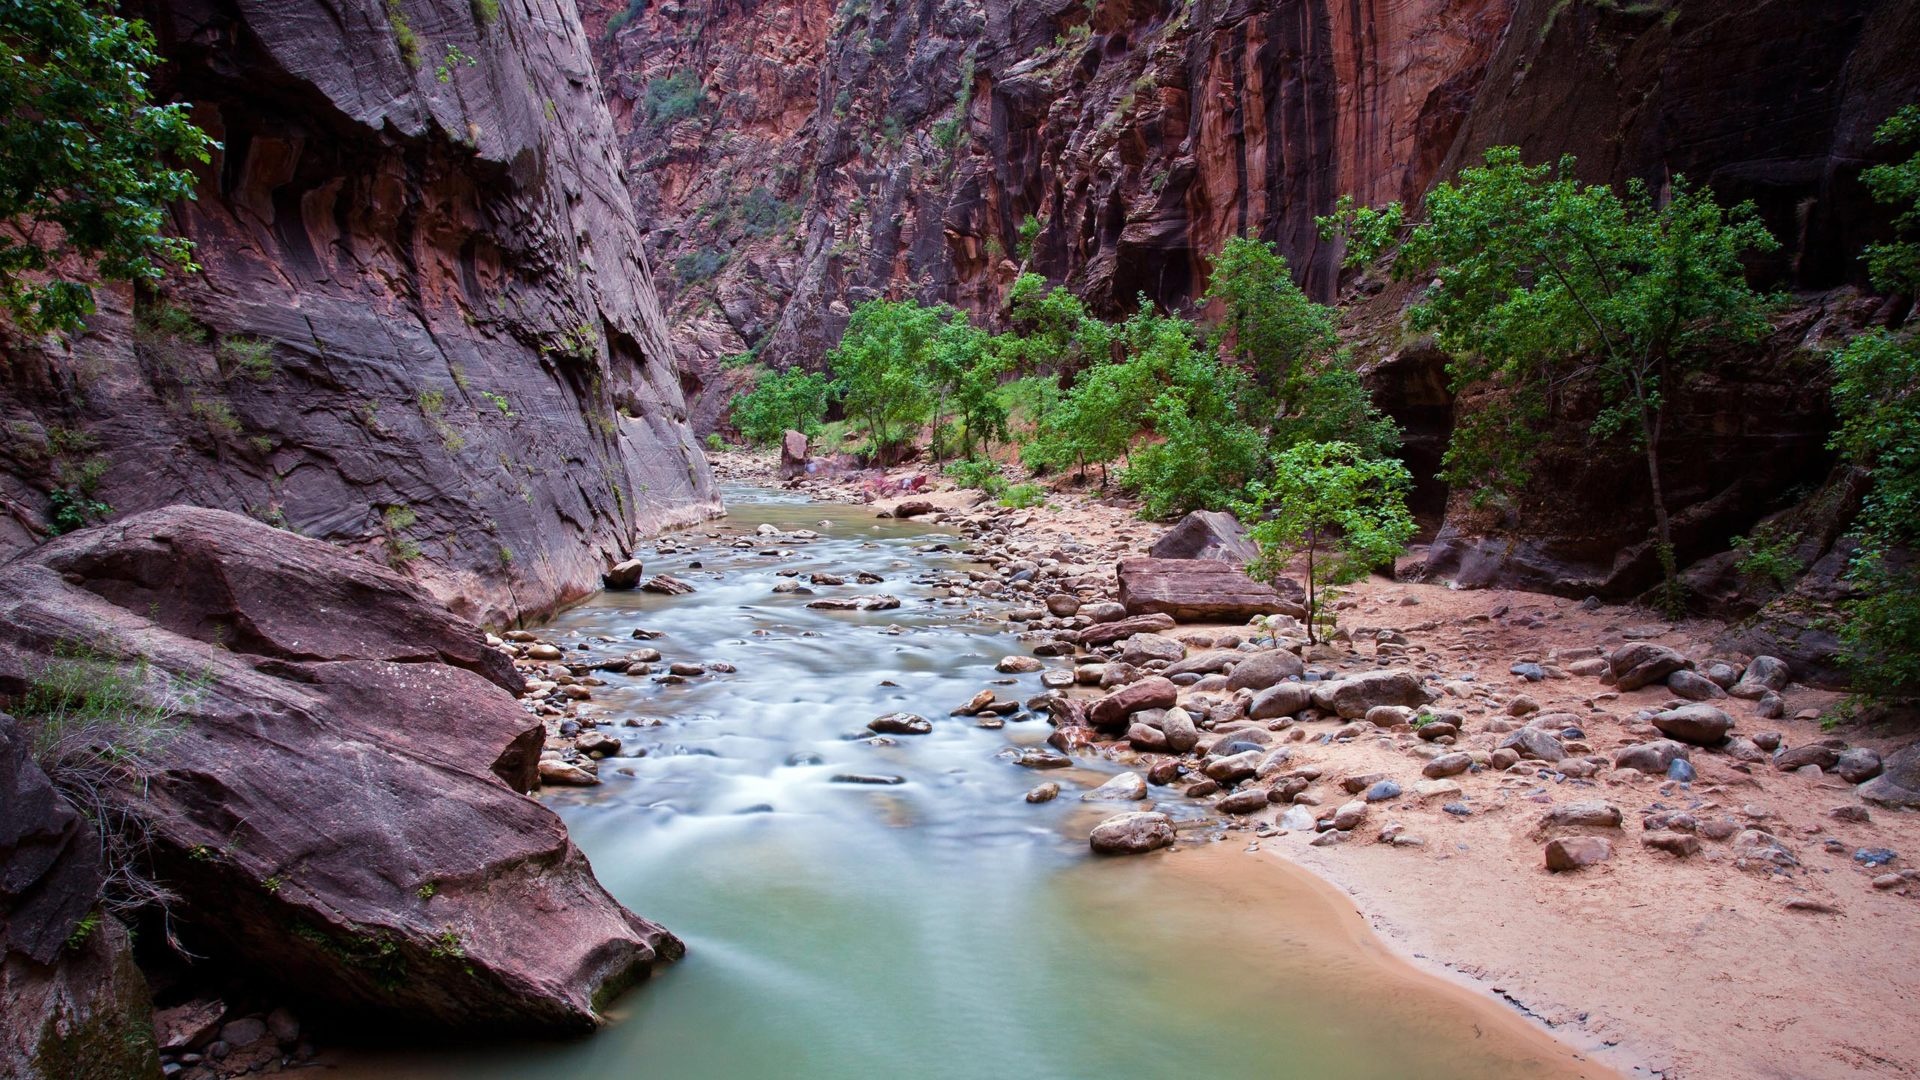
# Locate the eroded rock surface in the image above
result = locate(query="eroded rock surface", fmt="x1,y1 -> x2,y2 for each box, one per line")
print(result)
0,508 -> 679,1034
0,0 -> 717,627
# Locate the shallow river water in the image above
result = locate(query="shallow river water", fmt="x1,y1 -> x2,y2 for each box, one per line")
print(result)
342,485 -> 1609,1080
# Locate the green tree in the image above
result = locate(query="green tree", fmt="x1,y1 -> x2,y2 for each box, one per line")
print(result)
1861,104 -> 1920,295
728,367 -> 836,445
1239,441 -> 1417,644
1827,103 -> 1920,698
1118,309 -> 1265,518
1203,235 -> 1338,409
828,298 -> 941,457
1323,147 -> 1779,607
1,0 -> 216,332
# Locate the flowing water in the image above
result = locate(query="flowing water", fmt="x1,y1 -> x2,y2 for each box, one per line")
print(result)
340,485 -> 1610,1080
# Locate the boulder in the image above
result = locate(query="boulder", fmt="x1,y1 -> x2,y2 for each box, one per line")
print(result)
1164,649 -> 1241,677
0,508 -> 674,1034
1545,837 -> 1613,871
1115,558 -> 1306,623
1089,812 -> 1175,855
868,713 -> 932,736
1217,788 -> 1272,814
1858,749 -> 1920,807
1159,707 -> 1200,754
1613,739 -> 1691,774
1498,727 -> 1566,762
1665,669 -> 1727,701
1650,705 -> 1735,746
1,716 -> 161,1080
1772,744 -> 1839,772
1836,747 -> 1884,784
1248,682 -> 1313,721
1224,650 -> 1305,691
1118,634 -> 1186,667
1422,753 -> 1474,779
1310,671 -> 1434,719
1078,613 -> 1178,648
1147,510 -> 1261,564
1730,655 -> 1791,698
1607,642 -> 1690,691
1537,801 -> 1623,829
1080,772 -> 1149,802
601,558 -> 645,590
1088,677 -> 1179,728
778,430 -> 809,480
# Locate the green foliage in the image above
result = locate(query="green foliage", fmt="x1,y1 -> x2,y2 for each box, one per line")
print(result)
828,299 -> 944,456
729,367 -> 834,445
471,0 -> 499,27
944,457 -> 1005,495
1240,441 -> 1418,644
1731,525 -> 1804,589
47,487 -> 110,534
382,504 -> 417,531
1829,324 -> 1920,696
999,482 -> 1046,509
435,44 -> 476,84
1322,146 -> 1778,604
737,186 -> 800,238
188,397 -> 241,435
1203,235 -> 1338,410
386,0 -> 421,67
603,0 -> 643,37
0,0 -> 216,333
65,911 -> 101,950
644,71 -> 705,125
1015,214 -> 1042,262
479,390 -> 513,416
219,336 -> 274,380
704,432 -> 725,452
1115,310 -> 1265,518
1861,104 -> 1920,295
675,249 -> 727,284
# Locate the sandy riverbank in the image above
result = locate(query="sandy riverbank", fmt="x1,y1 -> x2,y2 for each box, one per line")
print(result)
722,447 -> 1920,1080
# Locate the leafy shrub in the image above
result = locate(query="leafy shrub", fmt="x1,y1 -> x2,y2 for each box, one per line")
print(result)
48,488 -> 110,534
219,336 -> 274,380
1731,525 -> 1804,589
705,433 -> 725,452
999,482 -> 1045,509
674,249 -> 727,284
945,457 -> 1005,495
644,71 -> 704,125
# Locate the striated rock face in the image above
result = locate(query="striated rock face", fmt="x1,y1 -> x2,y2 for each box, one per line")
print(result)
2,715 -> 162,1080
587,0 -> 1513,427
0,507 -> 680,1034
0,0 -> 718,627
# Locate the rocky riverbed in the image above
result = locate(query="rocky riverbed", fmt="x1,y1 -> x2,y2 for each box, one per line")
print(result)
674,450 -> 1920,1080
314,449 -> 1920,1080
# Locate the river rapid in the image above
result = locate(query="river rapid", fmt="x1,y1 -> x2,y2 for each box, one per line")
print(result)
340,485 -> 1607,1080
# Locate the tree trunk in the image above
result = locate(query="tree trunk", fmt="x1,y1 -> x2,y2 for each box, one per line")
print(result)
1304,525 -> 1318,645
1641,405 -> 1679,610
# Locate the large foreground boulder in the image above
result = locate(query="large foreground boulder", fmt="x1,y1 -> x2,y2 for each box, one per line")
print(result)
1,716 -> 160,1080
779,430 -> 809,480
1860,742 -> 1920,808
1148,511 -> 1260,564
1311,671 -> 1435,719
1116,558 -> 1306,622
0,508 -> 678,1035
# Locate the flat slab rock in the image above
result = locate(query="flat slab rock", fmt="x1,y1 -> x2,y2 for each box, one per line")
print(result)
0,507 -> 676,1035
1116,558 -> 1306,623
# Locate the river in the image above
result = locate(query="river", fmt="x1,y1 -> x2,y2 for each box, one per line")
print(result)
339,484 -> 1609,1079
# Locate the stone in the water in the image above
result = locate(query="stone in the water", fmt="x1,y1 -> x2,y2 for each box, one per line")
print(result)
1025,782 -> 1060,804
1089,812 -> 1175,855
868,712 -> 932,736
602,558 -> 645,590
1081,772 -> 1149,802
1545,836 -> 1613,871
641,574 -> 696,595
831,773 -> 907,786
996,655 -> 1044,674
1011,748 -> 1072,769
537,759 -> 599,786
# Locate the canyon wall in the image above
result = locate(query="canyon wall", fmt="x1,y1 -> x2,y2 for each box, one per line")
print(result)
0,0 -> 718,627
591,0 -> 1919,608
